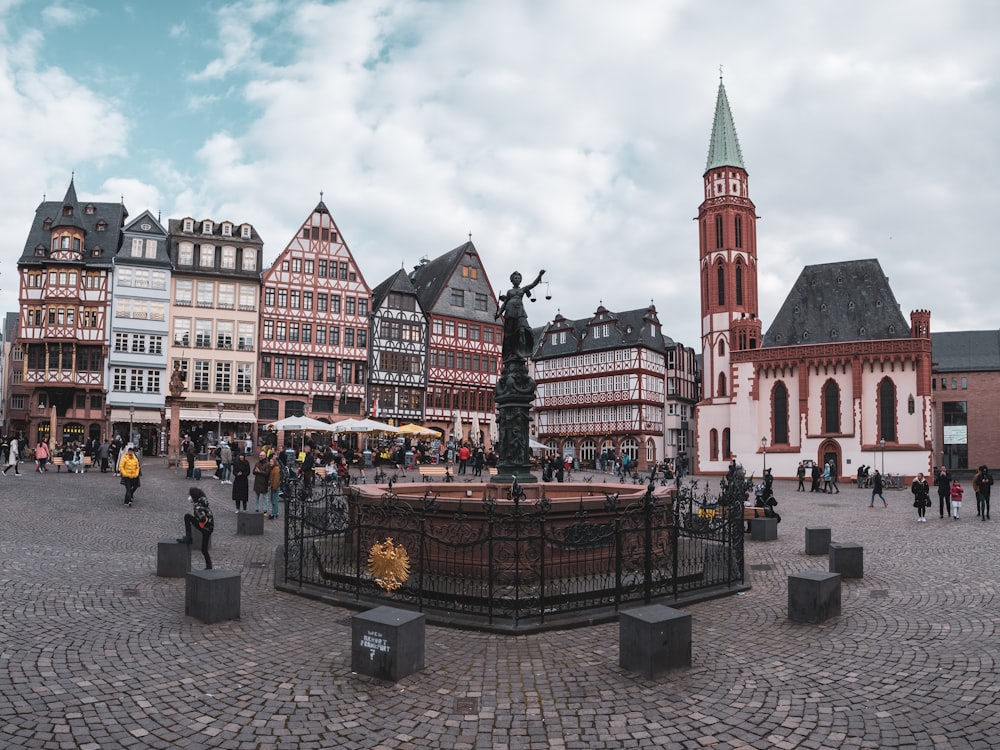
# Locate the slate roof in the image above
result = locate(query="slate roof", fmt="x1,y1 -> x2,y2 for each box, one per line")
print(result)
931,330 -> 1000,373
762,259 -> 911,347
407,242 -> 469,312
705,79 -> 745,172
532,304 -> 668,359
18,178 -> 127,267
371,267 -> 422,311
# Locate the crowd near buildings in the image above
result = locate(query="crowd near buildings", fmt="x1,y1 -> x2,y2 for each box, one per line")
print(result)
0,80 -> 996,478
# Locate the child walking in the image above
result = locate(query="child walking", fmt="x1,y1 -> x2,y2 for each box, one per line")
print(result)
950,479 -> 964,520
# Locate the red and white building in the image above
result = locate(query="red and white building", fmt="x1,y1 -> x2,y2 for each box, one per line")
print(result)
258,200 -> 372,429
695,80 -> 933,478
409,242 -> 501,446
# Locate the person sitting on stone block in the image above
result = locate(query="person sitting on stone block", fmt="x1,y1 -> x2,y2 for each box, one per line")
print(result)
177,487 -> 215,569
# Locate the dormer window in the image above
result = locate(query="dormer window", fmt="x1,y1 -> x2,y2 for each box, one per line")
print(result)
202,221 -> 213,234
96,220 -> 107,231
85,204 -> 96,214
62,206 -> 73,216
43,218 -> 53,230
241,224 -> 251,239
221,222 -> 232,236
183,218 -> 194,232
34,244 -> 46,256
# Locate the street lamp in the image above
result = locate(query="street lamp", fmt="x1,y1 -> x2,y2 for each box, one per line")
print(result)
217,401 -> 225,446
128,403 -> 135,448
761,436 -> 767,476
880,438 -> 886,474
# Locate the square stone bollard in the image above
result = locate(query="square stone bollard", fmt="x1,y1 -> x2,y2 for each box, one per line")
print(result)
805,526 -> 832,556
788,571 -> 841,623
237,511 -> 265,536
156,540 -> 191,577
351,606 -> 425,682
829,542 -> 864,579
749,516 -> 778,541
619,604 -> 692,678
185,569 -> 241,624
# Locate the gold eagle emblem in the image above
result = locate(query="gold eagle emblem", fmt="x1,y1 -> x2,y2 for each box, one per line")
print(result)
367,537 -> 411,592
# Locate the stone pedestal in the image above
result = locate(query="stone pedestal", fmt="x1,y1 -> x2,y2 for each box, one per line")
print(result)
156,541 -> 191,577
788,571 -> 841,623
619,604 -> 692,677
237,511 -> 265,535
749,516 -> 778,541
185,569 -> 241,624
829,542 -> 864,579
805,526 -> 832,556
351,606 -> 425,682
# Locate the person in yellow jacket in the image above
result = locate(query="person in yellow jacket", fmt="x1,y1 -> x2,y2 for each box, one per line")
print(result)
119,445 -> 141,507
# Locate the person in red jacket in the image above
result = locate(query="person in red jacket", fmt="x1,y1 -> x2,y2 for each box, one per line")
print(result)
457,444 -> 471,474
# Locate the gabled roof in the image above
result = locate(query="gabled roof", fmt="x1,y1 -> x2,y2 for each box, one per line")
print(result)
762,259 -> 910,347
705,79 -> 745,172
533,304 -> 668,359
18,177 -> 127,267
931,330 -> 1000,373
118,210 -> 171,267
371,267 -> 422,311
408,242 -> 470,311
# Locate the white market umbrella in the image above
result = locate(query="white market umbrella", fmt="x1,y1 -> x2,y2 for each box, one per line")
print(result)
471,415 -> 481,445
452,412 -> 463,442
529,438 -> 548,451
267,416 -> 336,432
332,418 -> 400,434
489,420 -> 499,446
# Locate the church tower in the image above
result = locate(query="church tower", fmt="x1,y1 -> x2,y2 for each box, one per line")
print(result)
696,78 -> 761,467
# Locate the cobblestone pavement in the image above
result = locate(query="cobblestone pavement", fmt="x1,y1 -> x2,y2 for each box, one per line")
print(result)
0,463 -> 997,749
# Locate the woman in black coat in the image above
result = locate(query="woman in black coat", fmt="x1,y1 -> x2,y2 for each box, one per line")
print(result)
232,452 -> 251,511
911,472 -> 931,523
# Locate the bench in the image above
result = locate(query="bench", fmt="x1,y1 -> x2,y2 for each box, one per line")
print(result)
418,464 -> 454,482
194,459 -> 218,479
51,456 -> 94,472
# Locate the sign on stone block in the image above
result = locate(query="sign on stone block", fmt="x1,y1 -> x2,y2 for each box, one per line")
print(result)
351,606 -> 425,682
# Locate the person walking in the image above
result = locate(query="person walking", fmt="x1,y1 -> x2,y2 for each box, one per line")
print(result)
973,466 -> 985,518
935,465 -> 952,519
35,440 -> 51,472
822,462 -> 832,493
1,437 -> 21,476
252,452 -> 270,513
870,469 -> 887,508
177,487 -> 214,570
98,439 -> 110,473
219,440 -> 233,484
796,462 -> 806,491
267,456 -> 282,520
810,462 -> 821,492
828,461 -> 840,494
232,451 -> 251,512
950,479 -> 964,520
911,472 -> 931,522
119,445 -> 141,507
979,466 -> 993,521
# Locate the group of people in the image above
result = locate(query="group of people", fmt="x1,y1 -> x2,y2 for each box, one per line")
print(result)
795,460 -> 840,493
910,465 -> 992,522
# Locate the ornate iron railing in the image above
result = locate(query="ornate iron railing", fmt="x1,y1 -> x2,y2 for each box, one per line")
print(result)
281,473 -> 747,629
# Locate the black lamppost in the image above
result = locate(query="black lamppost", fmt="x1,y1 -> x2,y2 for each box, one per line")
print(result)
217,401 -> 225,445
128,403 -> 135,447
880,438 -> 886,474
761,436 -> 767,476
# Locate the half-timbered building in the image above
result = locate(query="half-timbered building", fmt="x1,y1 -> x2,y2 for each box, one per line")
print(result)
16,178 -> 126,448
258,201 -> 372,430
167,216 -> 262,446
107,210 -> 171,454
368,269 -> 429,425
695,79 -> 933,478
409,242 -> 502,447
532,304 -> 696,471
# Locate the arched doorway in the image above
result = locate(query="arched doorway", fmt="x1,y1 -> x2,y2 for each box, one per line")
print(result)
819,439 -> 841,478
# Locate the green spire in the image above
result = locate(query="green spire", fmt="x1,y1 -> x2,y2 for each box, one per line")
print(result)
705,79 -> 745,172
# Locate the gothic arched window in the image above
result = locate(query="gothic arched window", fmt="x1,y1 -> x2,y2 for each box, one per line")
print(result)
735,260 -> 744,306
734,215 -> 743,249
823,380 -> 841,433
717,263 -> 725,306
878,378 -> 897,442
773,382 -> 789,445
710,429 -> 719,461
718,372 -> 727,397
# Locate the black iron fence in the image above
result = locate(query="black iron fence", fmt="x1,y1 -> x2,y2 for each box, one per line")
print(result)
281,474 -> 747,630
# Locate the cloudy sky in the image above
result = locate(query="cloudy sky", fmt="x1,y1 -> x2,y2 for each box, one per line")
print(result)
1,0 -> 997,349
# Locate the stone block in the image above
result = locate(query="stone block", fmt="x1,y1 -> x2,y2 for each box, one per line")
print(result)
191,526 -> 211,550
156,540 -> 191,578
185,569 -> 241,624
619,604 -> 692,677
829,542 -> 864,579
805,526 -> 832,556
237,511 -> 265,536
788,570 -> 841,623
351,606 -> 425,682
749,516 -> 778,541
